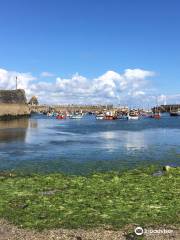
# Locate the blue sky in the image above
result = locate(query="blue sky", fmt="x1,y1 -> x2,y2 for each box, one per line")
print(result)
0,0 -> 180,105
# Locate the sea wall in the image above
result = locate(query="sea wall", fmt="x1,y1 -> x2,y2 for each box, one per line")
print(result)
0,90 -> 30,120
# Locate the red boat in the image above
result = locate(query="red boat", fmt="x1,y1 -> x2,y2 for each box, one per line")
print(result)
56,115 -> 66,120
154,114 -> 161,119
150,113 -> 161,119
151,104 -> 161,119
104,115 -> 117,120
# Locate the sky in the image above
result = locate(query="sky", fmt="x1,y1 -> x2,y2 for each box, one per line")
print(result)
0,0 -> 180,106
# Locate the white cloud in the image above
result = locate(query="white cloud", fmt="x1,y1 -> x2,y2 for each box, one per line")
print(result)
0,67 -> 159,106
132,91 -> 146,97
0,68 -> 36,96
40,72 -> 55,77
124,68 -> 155,80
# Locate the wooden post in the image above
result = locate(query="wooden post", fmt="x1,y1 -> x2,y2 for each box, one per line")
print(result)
16,76 -> 18,90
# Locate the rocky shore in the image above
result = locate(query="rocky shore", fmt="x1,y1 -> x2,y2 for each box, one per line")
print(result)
0,219 -> 179,240
0,90 -> 30,120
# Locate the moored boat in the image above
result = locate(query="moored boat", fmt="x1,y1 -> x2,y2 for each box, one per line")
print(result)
56,114 -> 66,119
127,115 -> 139,120
127,110 -> 139,120
96,114 -> 105,120
154,113 -> 161,119
151,104 -> 161,119
104,115 -> 117,120
150,113 -> 161,119
104,111 -> 117,120
69,113 -> 83,119
47,112 -> 54,117
170,108 -> 180,116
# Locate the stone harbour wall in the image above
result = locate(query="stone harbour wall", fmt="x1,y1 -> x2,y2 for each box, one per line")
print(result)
0,89 -> 30,120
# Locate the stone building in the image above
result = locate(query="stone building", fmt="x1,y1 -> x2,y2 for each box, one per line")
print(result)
28,96 -> 39,106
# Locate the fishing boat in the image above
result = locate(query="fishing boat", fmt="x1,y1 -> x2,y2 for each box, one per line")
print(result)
127,114 -> 139,120
154,113 -> 161,119
69,113 -> 83,119
150,112 -> 161,119
170,108 -> 180,116
144,110 -> 153,118
150,106 -> 161,119
56,114 -> 66,120
140,110 -> 152,117
153,114 -> 161,119
96,114 -> 105,120
104,115 -> 117,120
104,111 -> 117,120
47,112 -> 54,117
150,102 -> 161,119
127,110 -> 139,120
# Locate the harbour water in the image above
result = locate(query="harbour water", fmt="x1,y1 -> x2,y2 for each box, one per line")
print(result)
0,114 -> 180,174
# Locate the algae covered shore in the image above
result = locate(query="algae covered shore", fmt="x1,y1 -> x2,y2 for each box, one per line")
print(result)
0,166 -> 179,233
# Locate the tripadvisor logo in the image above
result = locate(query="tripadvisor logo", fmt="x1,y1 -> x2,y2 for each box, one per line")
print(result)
134,226 -> 173,236
134,227 -> 144,236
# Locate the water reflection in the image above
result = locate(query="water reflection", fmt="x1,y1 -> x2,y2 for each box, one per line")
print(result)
29,120 -> 38,129
98,131 -> 121,151
0,118 -> 29,129
99,130 -> 147,151
0,118 -> 38,143
123,131 -> 146,150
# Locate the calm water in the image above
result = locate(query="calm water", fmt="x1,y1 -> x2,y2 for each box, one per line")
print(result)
0,114 -> 180,174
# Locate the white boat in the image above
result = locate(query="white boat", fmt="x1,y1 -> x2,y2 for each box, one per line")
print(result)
69,114 -> 83,119
128,115 -> 139,120
127,111 -> 139,120
96,114 -> 104,120
47,112 -> 53,117
170,108 -> 180,116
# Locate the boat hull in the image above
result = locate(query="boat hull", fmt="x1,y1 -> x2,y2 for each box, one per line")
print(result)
69,115 -> 83,119
96,116 -> 104,120
56,115 -> 66,120
104,116 -> 117,120
150,114 -> 161,119
170,112 -> 180,116
128,116 -> 139,120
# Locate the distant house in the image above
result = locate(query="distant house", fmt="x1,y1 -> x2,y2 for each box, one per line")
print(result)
29,96 -> 39,106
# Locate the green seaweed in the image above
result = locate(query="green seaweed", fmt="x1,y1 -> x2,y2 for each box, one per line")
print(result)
0,166 -> 179,230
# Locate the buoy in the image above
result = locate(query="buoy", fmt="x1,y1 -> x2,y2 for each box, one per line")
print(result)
163,165 -> 171,172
